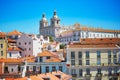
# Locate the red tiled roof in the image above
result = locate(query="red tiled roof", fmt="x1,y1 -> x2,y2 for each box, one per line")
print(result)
8,46 -> 22,51
6,71 -> 72,80
69,38 -> 120,48
73,23 -> 120,33
38,73 -> 59,80
60,30 -> 73,37
69,44 -> 117,48
0,56 -> 35,63
7,38 -> 16,43
0,58 -> 22,63
79,38 -> 120,44
37,50 -> 55,57
45,57 -> 62,62
7,30 -> 21,36
0,32 -> 6,38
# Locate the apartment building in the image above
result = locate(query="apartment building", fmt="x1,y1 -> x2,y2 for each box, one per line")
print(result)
0,32 -> 7,59
66,38 -> 120,80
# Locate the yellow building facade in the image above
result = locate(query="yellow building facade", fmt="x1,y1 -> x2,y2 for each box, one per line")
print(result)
66,38 -> 120,80
0,32 -> 7,59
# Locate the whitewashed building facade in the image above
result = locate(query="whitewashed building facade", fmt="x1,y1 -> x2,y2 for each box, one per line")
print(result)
16,33 -> 42,57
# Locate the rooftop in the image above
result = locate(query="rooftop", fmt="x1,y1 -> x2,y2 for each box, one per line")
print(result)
7,30 -> 21,36
37,50 -> 56,57
0,32 -> 6,38
8,46 -> 22,51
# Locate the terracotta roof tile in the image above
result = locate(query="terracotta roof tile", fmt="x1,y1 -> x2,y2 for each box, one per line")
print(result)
69,44 -> 118,48
7,30 -> 21,36
45,57 -> 62,62
0,32 -> 6,38
0,58 -> 22,63
7,38 -> 16,43
51,71 -> 72,80
79,38 -> 120,44
38,73 -> 59,80
37,50 -> 56,57
74,25 -> 120,33
0,56 -> 35,63
60,30 -> 73,37
8,46 -> 22,51
5,78 -> 15,80
14,77 -> 27,80
6,71 -> 72,80
20,56 -> 35,62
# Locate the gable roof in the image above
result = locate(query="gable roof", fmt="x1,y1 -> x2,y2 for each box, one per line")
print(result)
0,32 -> 6,38
37,50 -> 55,57
8,46 -> 22,51
45,57 -> 62,62
7,30 -> 21,36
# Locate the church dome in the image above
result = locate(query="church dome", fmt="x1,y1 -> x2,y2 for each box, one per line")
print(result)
52,10 -> 59,19
41,13 -> 47,21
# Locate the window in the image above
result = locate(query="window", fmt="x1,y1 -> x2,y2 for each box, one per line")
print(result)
86,68 -> 90,75
29,42 -> 31,44
33,66 -> 36,72
97,59 -> 101,65
71,51 -> 75,59
108,50 -> 111,58
86,51 -> 89,59
59,66 -> 62,72
114,67 -> 117,74
97,51 -> 101,58
19,42 -> 21,45
46,56 -> 50,59
86,60 -> 90,65
97,68 -> 101,74
79,69 -> 83,77
43,78 -> 50,80
46,66 -> 49,73
25,42 -> 27,45
78,51 -> 82,59
71,69 -> 76,75
57,20 -> 59,24
1,51 -> 3,56
113,59 -> 117,64
52,66 -> 56,71
52,21 -> 54,25
108,59 -> 111,64
39,57 -> 43,62
0,44 -> 3,48
26,66 -> 29,71
113,50 -> 117,58
11,68 -> 13,72
108,68 -> 112,75
79,60 -> 82,65
113,54 -> 117,58
71,60 -> 75,65
29,48 -> 31,51
9,52 -> 11,57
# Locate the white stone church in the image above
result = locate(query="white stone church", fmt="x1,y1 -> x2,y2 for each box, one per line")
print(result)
39,10 -> 120,44
39,10 -> 61,39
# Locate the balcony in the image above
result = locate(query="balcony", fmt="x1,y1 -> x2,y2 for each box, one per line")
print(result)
71,74 -> 77,77
85,74 -> 91,77
96,73 -> 102,77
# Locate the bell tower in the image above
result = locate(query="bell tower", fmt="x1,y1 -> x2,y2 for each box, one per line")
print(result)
50,10 -> 60,27
40,13 -> 48,28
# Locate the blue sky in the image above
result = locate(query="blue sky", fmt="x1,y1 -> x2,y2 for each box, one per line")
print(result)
0,0 -> 120,34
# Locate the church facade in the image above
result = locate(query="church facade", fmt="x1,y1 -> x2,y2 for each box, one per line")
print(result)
39,11 -> 120,44
39,10 -> 61,39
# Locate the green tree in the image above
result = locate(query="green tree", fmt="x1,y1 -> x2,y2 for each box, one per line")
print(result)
49,36 -> 54,42
60,44 -> 65,49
